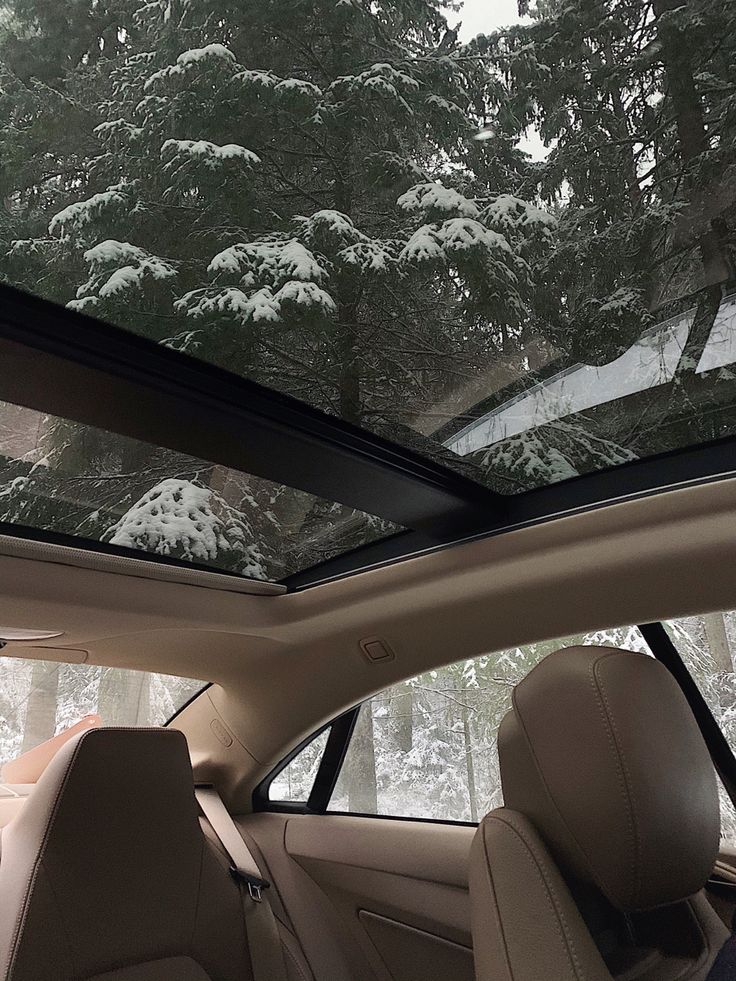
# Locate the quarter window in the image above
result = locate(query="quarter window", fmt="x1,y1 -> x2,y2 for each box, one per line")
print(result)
0,655 -> 204,778
267,727 -> 330,803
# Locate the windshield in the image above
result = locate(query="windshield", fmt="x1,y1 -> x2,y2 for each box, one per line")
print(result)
0,0 -> 734,511
0,655 -> 204,778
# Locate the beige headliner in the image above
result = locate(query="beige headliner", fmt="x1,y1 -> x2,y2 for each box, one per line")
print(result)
1,476 -> 736,809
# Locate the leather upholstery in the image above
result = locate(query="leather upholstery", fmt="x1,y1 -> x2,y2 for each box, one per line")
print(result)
499,646 -> 720,911
0,727 -> 253,981
470,646 -> 729,981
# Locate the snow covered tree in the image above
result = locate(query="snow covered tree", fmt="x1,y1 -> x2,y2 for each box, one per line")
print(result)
105,477 -> 270,579
460,0 -> 736,488
1,0 -> 553,441
2,0 -> 735,534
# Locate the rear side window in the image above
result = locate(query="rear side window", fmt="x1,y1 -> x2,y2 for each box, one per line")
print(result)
0,655 -> 204,778
328,627 -> 649,821
262,621 -> 736,830
269,626 -> 651,823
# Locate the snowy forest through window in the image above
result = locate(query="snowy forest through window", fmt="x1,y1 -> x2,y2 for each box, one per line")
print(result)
0,656 -> 203,774
1,0 -> 736,572
270,617 -> 736,839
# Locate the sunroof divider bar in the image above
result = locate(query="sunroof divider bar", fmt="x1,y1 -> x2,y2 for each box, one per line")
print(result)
0,284 -> 503,536
288,437 -> 736,588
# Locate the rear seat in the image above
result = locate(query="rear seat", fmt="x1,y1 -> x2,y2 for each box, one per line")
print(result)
0,727 -> 310,981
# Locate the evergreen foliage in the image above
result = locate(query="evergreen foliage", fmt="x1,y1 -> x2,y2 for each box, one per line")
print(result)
0,0 -> 735,556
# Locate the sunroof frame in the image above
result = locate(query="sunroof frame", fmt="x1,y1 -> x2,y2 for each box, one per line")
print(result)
2,282 -> 736,590
285,432 -> 736,587
0,284 -> 499,533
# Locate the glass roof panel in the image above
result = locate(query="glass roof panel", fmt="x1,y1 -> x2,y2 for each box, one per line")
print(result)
1,0 -> 735,500
0,401 -> 400,582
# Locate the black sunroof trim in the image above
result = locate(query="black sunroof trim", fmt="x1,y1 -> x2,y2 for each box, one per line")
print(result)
0,283 -> 501,541
3,282 -> 736,590
284,433 -> 736,587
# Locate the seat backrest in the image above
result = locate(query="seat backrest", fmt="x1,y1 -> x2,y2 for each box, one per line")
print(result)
469,646 -> 729,981
0,727 -> 253,981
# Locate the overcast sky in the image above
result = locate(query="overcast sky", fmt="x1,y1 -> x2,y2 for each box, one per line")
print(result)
456,0 -> 528,40
454,0 -> 547,160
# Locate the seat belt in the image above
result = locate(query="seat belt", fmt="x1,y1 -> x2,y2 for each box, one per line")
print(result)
195,785 -> 289,981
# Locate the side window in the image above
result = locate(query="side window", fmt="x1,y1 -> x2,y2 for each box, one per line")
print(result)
665,612 -> 736,842
328,626 -> 650,822
267,727 -> 330,803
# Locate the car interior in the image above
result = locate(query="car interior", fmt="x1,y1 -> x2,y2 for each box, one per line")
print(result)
1,0 -> 736,978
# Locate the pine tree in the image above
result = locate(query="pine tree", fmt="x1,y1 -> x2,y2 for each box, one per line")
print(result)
2,0 -> 551,437
1,0 -> 735,539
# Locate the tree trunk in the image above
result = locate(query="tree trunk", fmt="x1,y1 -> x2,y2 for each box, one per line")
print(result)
395,686 -> 413,753
653,0 -> 732,376
674,283 -> 723,377
337,309 -> 361,424
704,612 -> 733,674
97,668 -> 151,726
347,703 -> 378,814
461,699 -> 478,823
22,660 -> 59,753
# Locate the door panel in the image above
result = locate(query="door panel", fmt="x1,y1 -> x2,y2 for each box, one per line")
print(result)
243,812 -> 475,981
358,910 -> 474,981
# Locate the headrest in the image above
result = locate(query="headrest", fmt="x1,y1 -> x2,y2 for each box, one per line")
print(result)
0,727 -> 209,979
499,646 -> 720,912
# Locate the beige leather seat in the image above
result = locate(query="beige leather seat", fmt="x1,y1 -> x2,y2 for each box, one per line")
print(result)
0,727 -> 253,981
470,646 -> 729,981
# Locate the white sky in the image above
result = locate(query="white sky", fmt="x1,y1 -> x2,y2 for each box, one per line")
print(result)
456,0 -> 528,39
454,0 -> 548,161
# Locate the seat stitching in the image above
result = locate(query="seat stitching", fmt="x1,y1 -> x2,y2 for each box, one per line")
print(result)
590,655 -> 639,908
189,832 -> 207,956
281,933 -> 310,981
510,686 -> 602,889
4,729 -> 91,979
686,895 -> 716,976
487,814 -> 588,981
478,819 -> 515,981
40,858 -> 78,977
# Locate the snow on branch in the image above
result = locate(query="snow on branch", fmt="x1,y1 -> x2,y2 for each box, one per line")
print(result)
104,477 -> 269,579
400,218 -> 512,265
161,138 -> 260,176
70,240 -> 177,309
49,187 -> 130,241
482,194 -> 557,239
144,43 -> 236,89
208,239 -> 328,287
398,182 -> 480,219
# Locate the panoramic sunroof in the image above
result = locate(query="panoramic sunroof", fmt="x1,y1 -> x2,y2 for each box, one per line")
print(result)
0,0 -> 734,574
0,401 -> 400,582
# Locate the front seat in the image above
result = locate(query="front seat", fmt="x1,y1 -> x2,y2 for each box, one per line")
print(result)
0,727 -> 254,981
469,645 -> 729,981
